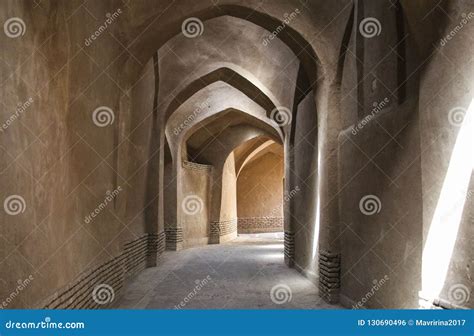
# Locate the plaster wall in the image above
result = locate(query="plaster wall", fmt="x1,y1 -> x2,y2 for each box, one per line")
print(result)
126,58 -> 161,237
220,153 -> 238,223
290,92 -> 319,280
158,15 -> 299,114
338,99 -> 423,308
0,0 -> 72,308
181,161 -> 212,248
237,152 -> 284,232
414,0 -> 474,308
337,0 -> 473,309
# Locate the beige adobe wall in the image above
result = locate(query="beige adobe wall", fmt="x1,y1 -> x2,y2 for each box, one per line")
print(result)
157,15 -> 300,116
237,152 -> 284,233
0,1 -> 166,308
0,1 -> 72,307
290,92 -> 319,280
337,0 -> 423,308
181,162 -> 212,248
411,0 -> 474,308
338,0 -> 474,309
126,58 -> 159,236
220,153 -> 238,222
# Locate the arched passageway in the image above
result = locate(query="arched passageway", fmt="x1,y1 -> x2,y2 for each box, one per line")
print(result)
111,10 -> 325,308
2,0 -> 472,311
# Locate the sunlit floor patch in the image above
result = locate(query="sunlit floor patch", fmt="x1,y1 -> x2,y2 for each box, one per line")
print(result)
116,233 -> 343,309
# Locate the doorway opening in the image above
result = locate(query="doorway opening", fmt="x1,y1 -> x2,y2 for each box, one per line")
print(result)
235,138 -> 284,238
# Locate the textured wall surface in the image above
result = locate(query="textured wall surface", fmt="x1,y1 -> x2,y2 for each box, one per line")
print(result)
181,161 -> 212,248
289,92 -> 319,281
1,0 -> 472,310
237,152 -> 283,220
238,217 -> 283,233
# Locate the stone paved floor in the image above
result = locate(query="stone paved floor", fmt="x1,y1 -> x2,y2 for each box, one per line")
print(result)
116,233 -> 343,309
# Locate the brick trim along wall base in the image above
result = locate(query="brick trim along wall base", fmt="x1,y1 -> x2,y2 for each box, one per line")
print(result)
318,249 -> 341,304
210,218 -> 237,238
238,217 -> 283,233
284,231 -> 295,267
165,227 -> 183,250
38,232 -> 165,309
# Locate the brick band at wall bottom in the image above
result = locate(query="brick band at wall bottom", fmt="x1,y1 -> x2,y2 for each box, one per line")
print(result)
165,227 -> 183,250
38,232 -> 165,309
210,219 -> 237,237
284,231 -> 295,263
238,217 -> 283,233
319,249 -> 341,304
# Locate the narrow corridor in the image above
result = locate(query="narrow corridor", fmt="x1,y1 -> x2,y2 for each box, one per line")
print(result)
117,234 -> 341,309
2,0 -> 472,312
